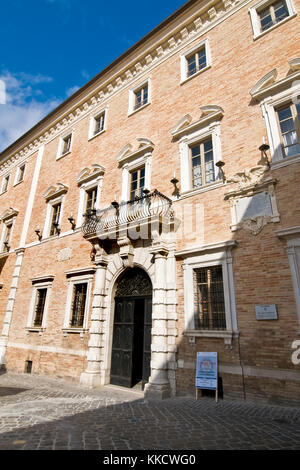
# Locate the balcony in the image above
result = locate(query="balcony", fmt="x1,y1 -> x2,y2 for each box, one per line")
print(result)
82,189 -> 173,240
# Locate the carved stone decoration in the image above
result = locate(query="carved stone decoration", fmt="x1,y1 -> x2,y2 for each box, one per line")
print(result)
43,183 -> 68,201
0,207 -> 19,221
57,247 -> 72,262
116,268 -> 152,297
226,165 -> 269,190
241,215 -> 272,235
117,237 -> 134,268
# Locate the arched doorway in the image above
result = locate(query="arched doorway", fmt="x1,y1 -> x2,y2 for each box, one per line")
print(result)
110,268 -> 152,389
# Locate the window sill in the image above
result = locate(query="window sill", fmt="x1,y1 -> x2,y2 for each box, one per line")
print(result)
62,328 -> 88,338
26,327 -> 45,335
88,129 -> 106,142
253,14 -> 297,40
180,64 -> 211,85
0,189 -> 8,196
128,101 -> 151,117
13,179 -> 24,187
185,329 -> 236,346
271,153 -> 300,170
56,150 -> 71,161
178,180 -> 224,200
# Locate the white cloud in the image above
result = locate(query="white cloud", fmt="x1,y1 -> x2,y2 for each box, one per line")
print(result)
0,70 -> 60,152
66,85 -> 80,97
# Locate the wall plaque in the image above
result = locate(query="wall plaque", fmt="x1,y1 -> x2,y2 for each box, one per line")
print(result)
255,304 -> 278,320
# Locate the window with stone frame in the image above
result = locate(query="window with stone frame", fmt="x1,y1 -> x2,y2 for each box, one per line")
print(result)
2,222 -> 12,253
70,282 -> 87,328
33,288 -> 47,327
85,186 -> 98,213
16,164 -> 25,184
258,0 -> 290,31
276,102 -> 300,158
193,266 -> 226,330
94,112 -> 105,135
1,174 -> 10,193
49,202 -> 62,236
186,46 -> 207,78
130,166 -> 145,200
190,137 -> 215,188
134,84 -> 148,111
62,134 -> 72,155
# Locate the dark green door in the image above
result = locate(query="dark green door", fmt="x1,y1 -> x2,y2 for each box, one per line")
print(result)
110,295 -> 152,388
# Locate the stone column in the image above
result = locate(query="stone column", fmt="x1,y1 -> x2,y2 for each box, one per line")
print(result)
144,247 -> 171,399
80,247 -> 108,387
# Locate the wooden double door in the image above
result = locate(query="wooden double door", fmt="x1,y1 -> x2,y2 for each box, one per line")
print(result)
110,295 -> 152,389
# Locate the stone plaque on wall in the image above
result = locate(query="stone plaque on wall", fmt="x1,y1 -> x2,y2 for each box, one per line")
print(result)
236,192 -> 272,222
57,247 -> 72,262
255,304 -> 278,320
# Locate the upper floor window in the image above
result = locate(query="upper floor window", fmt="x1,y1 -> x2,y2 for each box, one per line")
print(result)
180,39 -> 211,84
49,202 -> 62,236
26,275 -> 54,332
249,0 -> 296,39
2,222 -> 12,253
190,138 -> 215,188
15,164 -> 25,185
276,103 -> 300,158
130,166 -> 145,200
33,288 -> 47,327
56,132 -> 73,160
89,109 -> 107,140
86,186 -> 98,212
1,175 -> 10,193
128,79 -> 151,115
259,0 -> 289,30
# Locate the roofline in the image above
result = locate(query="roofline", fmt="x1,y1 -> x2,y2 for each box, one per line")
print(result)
0,0 -> 198,160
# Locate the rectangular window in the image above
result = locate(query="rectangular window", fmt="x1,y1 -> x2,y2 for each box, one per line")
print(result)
3,222 -> 12,252
86,187 -> 98,212
62,134 -> 72,155
33,288 -> 47,327
277,103 -> 300,158
190,138 -> 215,188
194,266 -> 226,330
134,85 -> 148,111
70,283 -> 87,328
130,166 -> 145,200
186,47 -> 207,77
49,203 -> 61,236
2,175 -> 9,193
17,164 -> 25,183
94,113 -> 105,135
258,0 -> 289,31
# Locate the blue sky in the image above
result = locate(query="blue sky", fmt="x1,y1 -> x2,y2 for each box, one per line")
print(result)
0,0 -> 187,152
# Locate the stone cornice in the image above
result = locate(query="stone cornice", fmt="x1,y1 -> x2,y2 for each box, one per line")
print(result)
0,0 -> 246,174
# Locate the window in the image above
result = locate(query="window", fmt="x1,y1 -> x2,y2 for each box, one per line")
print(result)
94,112 -> 105,135
187,47 -> 207,78
70,283 -> 87,328
128,79 -> 151,115
190,138 -> 215,188
33,288 -> 47,327
16,164 -> 25,184
276,103 -> 300,158
2,222 -> 12,252
63,268 -> 94,334
130,167 -> 145,200
181,241 -> 238,345
86,187 -> 98,212
56,132 -> 73,159
194,266 -> 226,330
134,85 -> 148,111
26,276 -> 53,332
49,202 -> 62,236
1,175 -> 10,193
180,39 -> 211,83
259,0 -> 289,31
249,0 -> 296,38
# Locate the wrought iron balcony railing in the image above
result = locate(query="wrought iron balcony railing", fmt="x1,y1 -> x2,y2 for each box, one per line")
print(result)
82,189 -> 173,238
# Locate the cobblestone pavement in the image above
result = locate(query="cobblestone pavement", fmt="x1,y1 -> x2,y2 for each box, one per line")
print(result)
0,372 -> 299,450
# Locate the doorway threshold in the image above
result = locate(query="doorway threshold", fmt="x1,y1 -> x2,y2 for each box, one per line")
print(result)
104,384 -> 144,396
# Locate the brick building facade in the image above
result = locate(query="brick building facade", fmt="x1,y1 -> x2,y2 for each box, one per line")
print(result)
0,0 -> 300,404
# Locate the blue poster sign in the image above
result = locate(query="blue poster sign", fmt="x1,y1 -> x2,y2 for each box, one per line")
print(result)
195,352 -> 218,390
